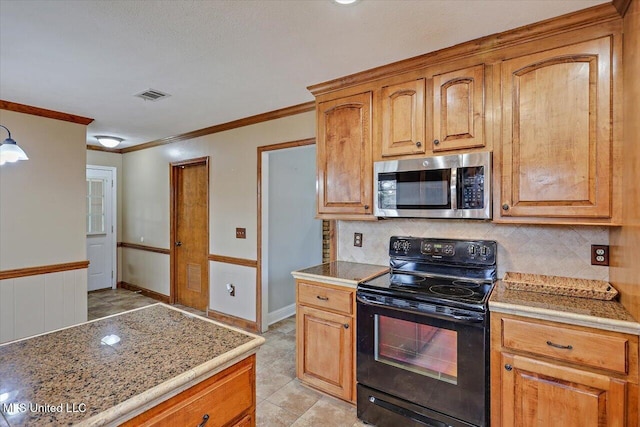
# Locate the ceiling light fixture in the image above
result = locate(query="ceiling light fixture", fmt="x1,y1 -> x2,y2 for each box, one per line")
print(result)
0,125 -> 29,166
95,135 -> 124,148
334,0 -> 359,4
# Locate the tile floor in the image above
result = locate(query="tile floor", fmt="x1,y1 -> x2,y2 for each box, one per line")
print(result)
87,289 -> 366,427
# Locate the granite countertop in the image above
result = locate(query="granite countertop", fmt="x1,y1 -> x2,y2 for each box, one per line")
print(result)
0,303 -> 265,427
291,261 -> 389,288
489,282 -> 640,335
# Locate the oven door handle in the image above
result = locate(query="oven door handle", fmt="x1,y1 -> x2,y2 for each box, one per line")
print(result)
357,294 -> 484,325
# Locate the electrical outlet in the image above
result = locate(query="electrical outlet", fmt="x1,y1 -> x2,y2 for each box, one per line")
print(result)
236,228 -> 246,239
591,245 -> 609,266
354,232 -> 363,247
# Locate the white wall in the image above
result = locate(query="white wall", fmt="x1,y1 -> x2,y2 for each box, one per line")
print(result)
121,111 -> 315,322
0,110 -> 87,269
338,220 -> 610,282
0,109 -> 88,343
266,145 -> 321,317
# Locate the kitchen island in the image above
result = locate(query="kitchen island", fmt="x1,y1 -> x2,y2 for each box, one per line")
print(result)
0,303 -> 265,426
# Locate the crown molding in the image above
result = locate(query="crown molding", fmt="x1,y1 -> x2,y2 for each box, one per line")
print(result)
0,100 -> 94,125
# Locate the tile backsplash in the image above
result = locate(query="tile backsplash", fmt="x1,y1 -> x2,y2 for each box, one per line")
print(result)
338,219 -> 610,281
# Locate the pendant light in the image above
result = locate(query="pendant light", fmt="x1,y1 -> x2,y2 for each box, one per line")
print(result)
0,125 -> 29,166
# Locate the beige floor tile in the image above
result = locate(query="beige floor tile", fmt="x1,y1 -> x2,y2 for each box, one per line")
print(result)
256,372 -> 295,400
266,380 -> 323,417
256,400 -> 299,427
298,396 -> 359,427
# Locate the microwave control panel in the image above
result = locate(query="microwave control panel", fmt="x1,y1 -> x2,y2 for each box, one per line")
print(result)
458,166 -> 485,209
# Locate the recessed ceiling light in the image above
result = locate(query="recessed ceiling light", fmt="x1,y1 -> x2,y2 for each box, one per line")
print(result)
334,0 -> 359,5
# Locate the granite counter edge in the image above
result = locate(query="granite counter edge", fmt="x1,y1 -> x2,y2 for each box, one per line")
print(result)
291,271 -> 359,288
81,337 -> 265,427
78,304 -> 265,427
489,300 -> 640,336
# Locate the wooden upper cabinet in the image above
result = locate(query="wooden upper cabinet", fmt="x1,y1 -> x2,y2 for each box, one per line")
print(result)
381,79 -> 426,157
316,92 -> 373,217
432,64 -> 485,152
499,37 -> 613,219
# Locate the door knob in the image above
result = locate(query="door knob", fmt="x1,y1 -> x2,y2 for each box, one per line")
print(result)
175,241 -> 182,247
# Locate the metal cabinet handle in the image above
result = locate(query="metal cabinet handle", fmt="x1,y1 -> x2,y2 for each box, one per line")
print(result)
504,364 -> 512,371
316,295 -> 329,301
364,205 -> 370,210
344,323 -> 350,329
416,141 -> 422,147
501,204 -> 509,211
546,340 -> 573,350
197,414 -> 209,427
433,139 -> 440,146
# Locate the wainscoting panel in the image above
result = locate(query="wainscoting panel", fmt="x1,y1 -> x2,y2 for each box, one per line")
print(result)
0,269 -> 87,344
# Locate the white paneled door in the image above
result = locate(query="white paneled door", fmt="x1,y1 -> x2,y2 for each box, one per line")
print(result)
86,166 -> 116,291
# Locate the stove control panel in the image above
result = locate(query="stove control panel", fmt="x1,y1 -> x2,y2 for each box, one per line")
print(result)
390,236 -> 497,266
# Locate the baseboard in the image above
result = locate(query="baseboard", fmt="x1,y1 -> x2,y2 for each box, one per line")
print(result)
117,282 -> 170,303
206,309 -> 259,334
267,303 -> 296,326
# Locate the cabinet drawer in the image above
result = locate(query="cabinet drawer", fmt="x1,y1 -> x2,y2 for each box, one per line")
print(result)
501,318 -> 628,374
123,356 -> 255,427
298,282 -> 353,315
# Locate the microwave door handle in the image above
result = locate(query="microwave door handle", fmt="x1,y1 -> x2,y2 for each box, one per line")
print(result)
450,167 -> 458,210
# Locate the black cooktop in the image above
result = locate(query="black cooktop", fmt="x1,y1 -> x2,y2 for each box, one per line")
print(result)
358,237 -> 498,312
360,272 -> 494,311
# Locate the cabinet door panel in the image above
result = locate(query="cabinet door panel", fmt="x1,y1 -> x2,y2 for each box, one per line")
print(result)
317,92 -> 372,215
500,37 -> 612,218
433,64 -> 484,151
296,305 -> 353,401
381,79 -> 426,157
501,354 -> 626,427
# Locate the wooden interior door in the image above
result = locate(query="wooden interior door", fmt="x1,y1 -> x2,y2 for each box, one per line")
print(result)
172,158 -> 209,311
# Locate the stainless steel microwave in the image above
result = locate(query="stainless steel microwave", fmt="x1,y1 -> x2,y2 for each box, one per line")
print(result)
374,152 -> 491,219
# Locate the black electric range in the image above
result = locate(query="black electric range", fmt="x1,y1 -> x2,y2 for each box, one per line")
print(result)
356,236 -> 498,427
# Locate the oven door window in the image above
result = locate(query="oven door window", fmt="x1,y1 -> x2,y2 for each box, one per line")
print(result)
374,314 -> 457,384
378,169 -> 451,210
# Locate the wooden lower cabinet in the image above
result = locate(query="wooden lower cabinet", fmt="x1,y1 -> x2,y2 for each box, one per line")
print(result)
122,355 -> 256,427
500,353 -> 626,426
491,313 -> 638,427
296,280 -> 355,402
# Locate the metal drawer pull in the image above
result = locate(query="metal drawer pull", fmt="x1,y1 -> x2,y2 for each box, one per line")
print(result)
546,340 -> 573,350
316,295 -> 329,301
504,364 -> 512,371
197,414 -> 209,427
343,323 -> 349,329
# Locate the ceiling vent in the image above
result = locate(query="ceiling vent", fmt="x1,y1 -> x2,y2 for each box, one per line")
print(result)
134,89 -> 170,102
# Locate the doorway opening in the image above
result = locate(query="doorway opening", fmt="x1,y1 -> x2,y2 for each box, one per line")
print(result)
258,139 -> 321,333
170,157 -> 210,311
86,165 -> 117,292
